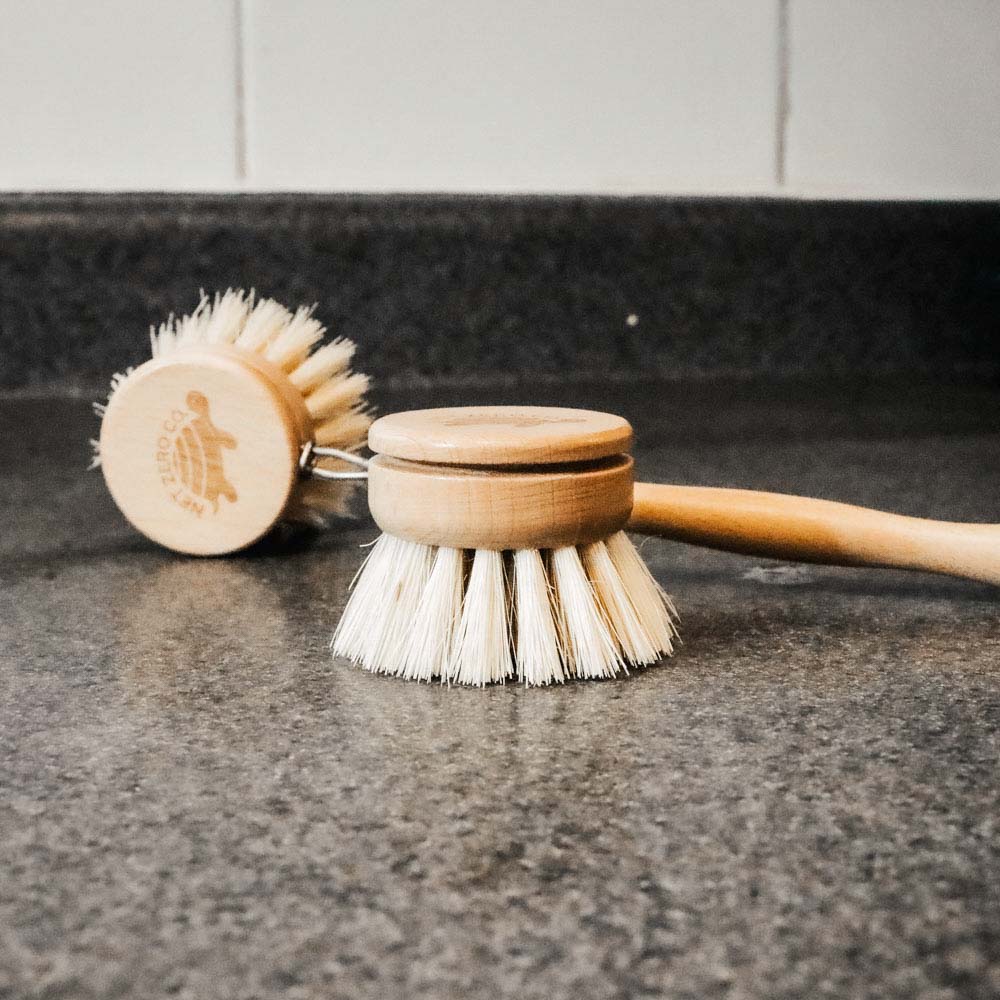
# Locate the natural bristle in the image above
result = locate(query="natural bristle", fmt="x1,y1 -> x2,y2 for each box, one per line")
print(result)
332,531 -> 677,687
605,532 -> 678,656
400,546 -> 464,682
514,548 -> 565,686
453,549 -> 514,687
551,545 -> 622,680
288,338 -> 355,395
94,288 -> 371,527
582,540 -> 660,665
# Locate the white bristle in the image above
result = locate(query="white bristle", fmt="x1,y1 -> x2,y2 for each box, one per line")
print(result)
514,549 -> 565,686
551,546 -> 623,679
150,322 -> 168,357
452,549 -> 514,687
399,546 -> 465,682
332,532 -> 678,687
94,289 -> 369,523
314,409 -> 372,450
332,534 -> 433,675
175,294 -> 210,346
264,305 -> 325,370
91,368 -> 133,434
289,339 -> 356,395
304,372 -> 370,423
604,532 -> 678,657
581,539 -> 659,665
281,478 -> 353,527
331,536 -> 395,663
203,288 -> 251,344
237,296 -> 293,352
367,538 -> 434,674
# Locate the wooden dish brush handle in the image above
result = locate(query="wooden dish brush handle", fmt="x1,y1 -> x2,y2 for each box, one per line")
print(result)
629,483 -> 1000,585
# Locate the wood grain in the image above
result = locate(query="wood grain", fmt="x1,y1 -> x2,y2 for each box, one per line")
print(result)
368,455 -> 634,550
100,348 -> 305,555
630,483 -> 1000,585
368,406 -> 632,466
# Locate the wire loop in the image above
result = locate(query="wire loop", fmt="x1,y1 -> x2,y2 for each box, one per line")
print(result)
299,441 -> 370,481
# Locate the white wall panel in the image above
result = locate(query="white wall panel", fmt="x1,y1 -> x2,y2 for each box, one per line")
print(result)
0,1 -> 239,190
3,1 -> 997,198
246,0 -> 779,193
787,0 -> 1000,199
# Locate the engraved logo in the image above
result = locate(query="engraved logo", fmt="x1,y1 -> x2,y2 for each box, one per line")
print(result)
155,391 -> 238,516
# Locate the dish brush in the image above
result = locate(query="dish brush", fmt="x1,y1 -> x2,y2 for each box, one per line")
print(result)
94,289 -> 371,555
332,405 -> 1000,687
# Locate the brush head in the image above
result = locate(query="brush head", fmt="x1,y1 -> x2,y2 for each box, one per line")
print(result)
367,406 -> 635,549
95,290 -> 371,555
333,406 -> 678,686
99,346 -> 306,555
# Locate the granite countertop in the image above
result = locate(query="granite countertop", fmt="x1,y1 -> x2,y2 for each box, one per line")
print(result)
2,377 -> 999,999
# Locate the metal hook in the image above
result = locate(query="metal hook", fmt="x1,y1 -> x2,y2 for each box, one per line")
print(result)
299,441 -> 370,481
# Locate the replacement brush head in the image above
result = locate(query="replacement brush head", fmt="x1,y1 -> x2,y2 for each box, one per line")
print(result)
95,290 -> 371,555
333,406 -> 678,687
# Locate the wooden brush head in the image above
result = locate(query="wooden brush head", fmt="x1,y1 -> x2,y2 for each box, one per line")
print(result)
99,346 -> 310,555
367,406 -> 635,550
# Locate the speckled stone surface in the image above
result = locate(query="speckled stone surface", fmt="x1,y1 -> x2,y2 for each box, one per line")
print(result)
2,380 -> 999,1000
2,195 -> 1000,392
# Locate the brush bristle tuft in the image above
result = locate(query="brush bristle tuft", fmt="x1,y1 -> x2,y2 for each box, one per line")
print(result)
551,545 -> 623,679
514,548 -> 566,686
453,549 -> 514,687
333,531 -> 677,687
400,547 -> 464,682
94,289 -> 371,521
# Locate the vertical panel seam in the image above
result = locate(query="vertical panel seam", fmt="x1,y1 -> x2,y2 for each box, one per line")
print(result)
776,0 -> 790,188
234,0 -> 247,182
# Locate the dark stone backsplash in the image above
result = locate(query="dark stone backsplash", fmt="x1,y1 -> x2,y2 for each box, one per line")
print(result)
1,193 -> 998,391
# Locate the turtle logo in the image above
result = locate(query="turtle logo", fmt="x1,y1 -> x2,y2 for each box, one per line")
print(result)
155,391 -> 238,516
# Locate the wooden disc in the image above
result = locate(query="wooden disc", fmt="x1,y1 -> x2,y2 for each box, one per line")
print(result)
368,406 -> 633,466
99,349 -> 304,555
368,454 -> 634,550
